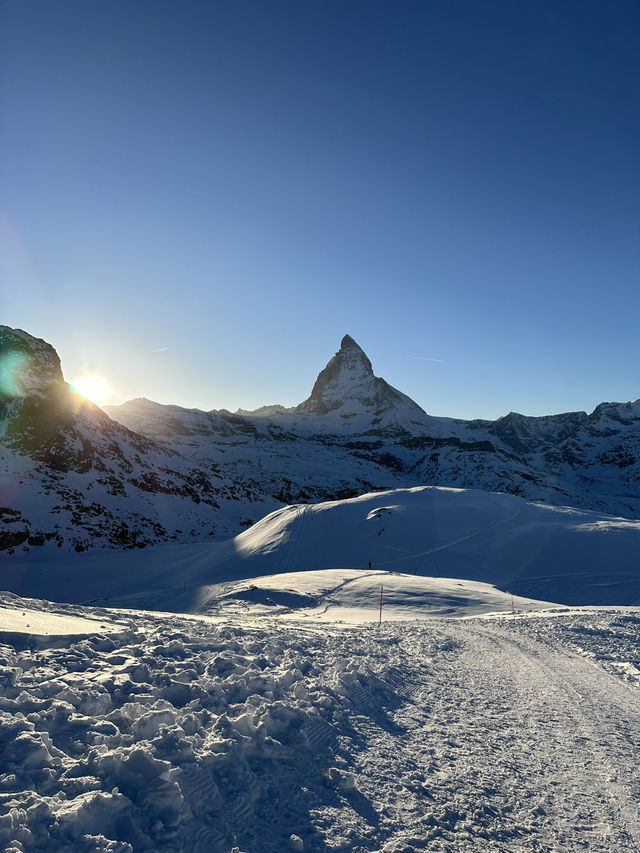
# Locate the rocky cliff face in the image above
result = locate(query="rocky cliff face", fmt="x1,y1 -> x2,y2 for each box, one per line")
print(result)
0,327 -> 74,454
486,411 -> 589,456
0,327 -> 65,398
0,326 -> 262,552
550,400 -> 640,499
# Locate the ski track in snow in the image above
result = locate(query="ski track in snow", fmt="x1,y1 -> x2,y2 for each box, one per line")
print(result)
366,624 -> 640,853
1,601 -> 640,852
372,506 -> 524,568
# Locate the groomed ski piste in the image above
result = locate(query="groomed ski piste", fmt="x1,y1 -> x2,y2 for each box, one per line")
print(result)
2,487 -> 640,852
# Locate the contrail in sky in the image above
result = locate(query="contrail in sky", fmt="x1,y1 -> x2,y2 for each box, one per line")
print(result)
373,351 -> 444,363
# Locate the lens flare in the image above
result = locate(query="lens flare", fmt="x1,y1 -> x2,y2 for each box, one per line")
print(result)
0,352 -> 27,397
70,376 -> 108,405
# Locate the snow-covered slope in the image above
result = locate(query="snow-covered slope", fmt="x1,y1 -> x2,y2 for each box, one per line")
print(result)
203,569 -> 557,623
6,487 -> 640,609
198,486 -> 640,609
101,397 -> 398,507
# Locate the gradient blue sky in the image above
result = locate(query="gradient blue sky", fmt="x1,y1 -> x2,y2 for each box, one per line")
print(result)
1,0 -> 638,419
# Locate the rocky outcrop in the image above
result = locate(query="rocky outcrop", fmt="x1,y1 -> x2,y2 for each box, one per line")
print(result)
0,327 -> 75,454
0,326 -> 240,552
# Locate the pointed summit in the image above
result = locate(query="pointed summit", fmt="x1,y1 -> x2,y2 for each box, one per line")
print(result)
339,333 -> 365,351
296,335 -> 427,421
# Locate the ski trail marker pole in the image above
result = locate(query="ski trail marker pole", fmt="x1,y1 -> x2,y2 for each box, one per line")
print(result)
379,585 -> 383,626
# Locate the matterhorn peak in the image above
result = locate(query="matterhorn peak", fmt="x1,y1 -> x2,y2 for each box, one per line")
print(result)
339,333 -> 364,350
296,334 -> 427,422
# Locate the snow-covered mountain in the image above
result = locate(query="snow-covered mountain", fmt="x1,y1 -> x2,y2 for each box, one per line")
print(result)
107,333 -> 640,520
2,325 -> 639,554
295,333 -> 429,427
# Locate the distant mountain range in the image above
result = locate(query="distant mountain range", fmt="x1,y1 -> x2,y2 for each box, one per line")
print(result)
1,326 -> 639,553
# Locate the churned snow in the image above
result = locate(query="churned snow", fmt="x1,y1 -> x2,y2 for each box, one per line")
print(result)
1,595 -> 640,852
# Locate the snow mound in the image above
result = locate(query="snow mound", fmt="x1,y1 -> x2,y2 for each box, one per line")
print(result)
224,486 -> 640,606
0,597 -> 128,649
198,569 -> 556,622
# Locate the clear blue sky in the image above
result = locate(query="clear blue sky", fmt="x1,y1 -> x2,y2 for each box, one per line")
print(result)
1,0 -> 638,418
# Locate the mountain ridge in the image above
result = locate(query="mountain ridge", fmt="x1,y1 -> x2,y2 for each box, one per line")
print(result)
105,332 -> 640,519
2,325 -> 639,554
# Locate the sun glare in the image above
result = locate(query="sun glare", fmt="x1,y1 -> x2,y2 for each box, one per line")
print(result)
71,376 -> 109,406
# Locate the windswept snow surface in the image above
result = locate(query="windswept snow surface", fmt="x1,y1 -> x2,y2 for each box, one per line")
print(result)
225,487 -> 640,606
0,602 -> 127,649
1,595 -> 640,852
6,487 -> 640,611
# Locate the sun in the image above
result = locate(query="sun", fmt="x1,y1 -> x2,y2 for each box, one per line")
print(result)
70,376 -> 109,406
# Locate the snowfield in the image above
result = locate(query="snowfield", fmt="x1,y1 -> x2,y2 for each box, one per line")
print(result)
1,593 -> 640,852
3,487 -> 640,851
7,487 -> 640,611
